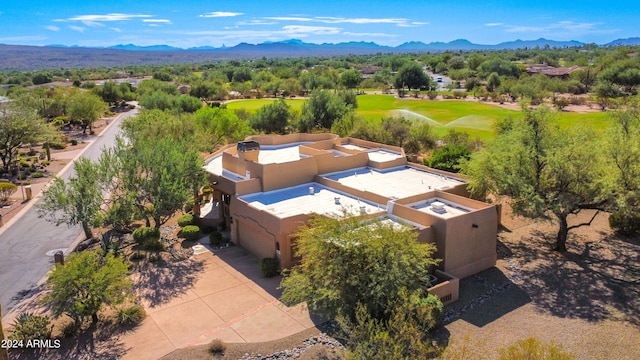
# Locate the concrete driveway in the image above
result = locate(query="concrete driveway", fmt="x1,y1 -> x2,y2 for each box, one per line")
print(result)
121,245 -> 317,360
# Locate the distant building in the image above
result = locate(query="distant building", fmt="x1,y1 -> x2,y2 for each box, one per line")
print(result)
203,133 -> 498,304
525,64 -> 584,79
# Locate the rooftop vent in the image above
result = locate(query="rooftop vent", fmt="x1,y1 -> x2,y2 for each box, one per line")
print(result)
430,201 -> 447,214
237,141 -> 260,162
309,186 -> 315,195
334,196 -> 340,204
237,141 -> 260,152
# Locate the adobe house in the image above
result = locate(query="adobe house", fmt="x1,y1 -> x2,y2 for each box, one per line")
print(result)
203,133 -> 498,304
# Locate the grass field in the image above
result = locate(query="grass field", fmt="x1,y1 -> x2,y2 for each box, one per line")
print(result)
225,95 -> 611,141
226,98 -> 305,112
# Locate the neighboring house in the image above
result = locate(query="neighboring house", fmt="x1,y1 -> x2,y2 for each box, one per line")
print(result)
525,64 -> 584,79
203,133 -> 498,304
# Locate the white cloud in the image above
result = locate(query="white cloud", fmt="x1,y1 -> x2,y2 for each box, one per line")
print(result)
264,16 -> 314,22
45,25 -> 60,32
148,24 -> 160,27
262,16 -> 425,28
143,19 -> 172,24
67,13 -> 152,22
281,25 -> 341,35
505,20 -> 605,34
237,20 -> 278,26
69,25 -> 85,33
200,11 -> 243,18
111,27 -> 122,33
485,23 -> 504,27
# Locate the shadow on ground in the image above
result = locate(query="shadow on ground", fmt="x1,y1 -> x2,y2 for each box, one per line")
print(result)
132,256 -> 205,308
212,245 -> 284,299
8,320 -> 133,360
442,266 -> 531,328
506,229 -> 640,326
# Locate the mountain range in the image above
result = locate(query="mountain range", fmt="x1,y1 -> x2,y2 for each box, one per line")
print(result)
1,37 -> 639,71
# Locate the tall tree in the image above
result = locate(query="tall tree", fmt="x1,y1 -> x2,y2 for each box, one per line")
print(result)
117,137 -> 206,228
0,100 -> 52,170
394,62 -> 429,96
340,69 -> 362,89
606,99 -> 640,234
249,99 -> 290,134
298,90 -> 352,132
67,91 -> 107,134
38,156 -> 111,239
461,106 -> 606,251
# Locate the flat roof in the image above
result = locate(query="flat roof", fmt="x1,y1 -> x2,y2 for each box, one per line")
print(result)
367,149 -> 404,162
240,182 -> 385,219
341,142 -> 404,163
322,166 -> 464,199
204,155 -> 246,181
258,143 -> 311,164
408,197 -> 472,219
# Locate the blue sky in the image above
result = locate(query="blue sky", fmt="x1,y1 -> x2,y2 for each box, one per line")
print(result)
0,1 -> 638,48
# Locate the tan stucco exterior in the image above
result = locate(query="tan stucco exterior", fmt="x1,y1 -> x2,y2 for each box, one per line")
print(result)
204,133 -> 498,304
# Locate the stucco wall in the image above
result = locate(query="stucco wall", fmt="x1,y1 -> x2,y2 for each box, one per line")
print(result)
442,206 -> 497,278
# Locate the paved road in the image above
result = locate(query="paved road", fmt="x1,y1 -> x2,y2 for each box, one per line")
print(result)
0,109 -> 138,317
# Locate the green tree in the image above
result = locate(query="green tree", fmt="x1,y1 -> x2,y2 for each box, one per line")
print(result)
394,62 -> 429,96
101,81 -> 123,105
249,99 -> 290,134
340,69 -> 362,89
342,291 -> 442,360
38,157 -> 109,239
193,107 -> 253,152
486,72 -> 502,92
117,137 -> 207,228
42,250 -> 132,327
606,99 -> 640,235
425,145 -> 471,173
280,216 -> 440,321
67,91 -> 107,134
461,106 -> 606,251
0,99 -> 52,170
298,90 -> 352,132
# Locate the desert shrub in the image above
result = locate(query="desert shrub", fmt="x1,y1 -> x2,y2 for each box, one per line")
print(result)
260,257 -> 279,278
31,172 -> 45,178
569,96 -> 586,105
42,160 -> 51,166
70,139 -> 78,145
0,182 -> 17,202
9,313 -> 52,341
208,339 -> 227,355
177,213 -> 194,227
132,227 -> 160,245
609,211 -> 640,236
115,305 -> 146,327
50,142 -> 66,150
498,337 -> 575,360
427,91 -> 438,100
184,198 -> 195,213
51,116 -> 68,128
181,225 -> 200,241
209,231 -> 223,246
143,239 -> 165,251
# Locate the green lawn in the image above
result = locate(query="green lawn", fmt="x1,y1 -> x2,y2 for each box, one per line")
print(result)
226,95 -> 611,141
225,98 -> 305,112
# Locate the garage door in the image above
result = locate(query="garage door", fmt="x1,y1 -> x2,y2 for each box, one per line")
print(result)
237,220 -> 275,259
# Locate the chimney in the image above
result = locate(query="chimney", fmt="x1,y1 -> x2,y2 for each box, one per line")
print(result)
237,141 -> 260,162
